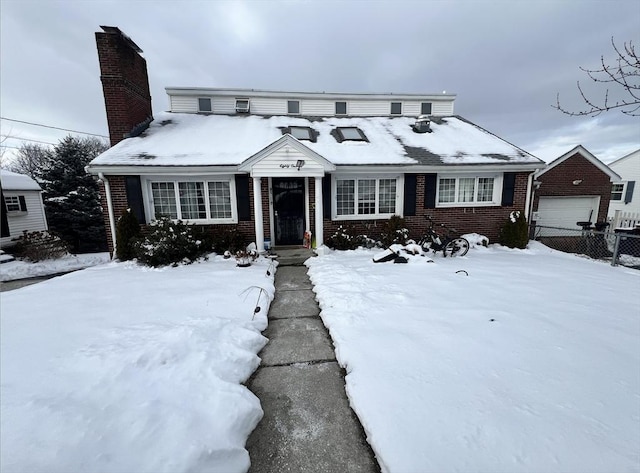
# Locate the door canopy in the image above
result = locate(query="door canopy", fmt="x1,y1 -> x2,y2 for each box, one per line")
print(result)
239,134 -> 336,178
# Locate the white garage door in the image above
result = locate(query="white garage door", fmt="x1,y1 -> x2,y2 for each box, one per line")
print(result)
536,196 -> 600,236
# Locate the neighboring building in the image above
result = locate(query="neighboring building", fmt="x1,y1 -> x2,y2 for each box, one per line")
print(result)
531,145 -> 620,235
607,149 -> 639,227
87,27 -> 544,253
0,169 -> 49,248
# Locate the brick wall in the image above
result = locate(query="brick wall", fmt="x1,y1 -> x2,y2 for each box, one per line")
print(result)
323,172 -> 531,243
101,172 -> 531,252
96,29 -> 152,147
533,153 -> 612,223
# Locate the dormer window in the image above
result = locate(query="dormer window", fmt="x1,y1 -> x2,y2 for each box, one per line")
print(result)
335,101 -> 347,115
335,127 -> 368,142
421,102 -> 432,115
235,99 -> 250,113
198,98 -> 212,113
288,100 -> 300,114
390,102 -> 402,115
290,126 -> 313,140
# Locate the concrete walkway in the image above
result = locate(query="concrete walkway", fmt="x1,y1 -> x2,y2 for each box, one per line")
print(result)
246,252 -> 379,473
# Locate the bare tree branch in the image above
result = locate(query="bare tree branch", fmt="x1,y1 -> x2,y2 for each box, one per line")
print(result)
554,37 -> 640,116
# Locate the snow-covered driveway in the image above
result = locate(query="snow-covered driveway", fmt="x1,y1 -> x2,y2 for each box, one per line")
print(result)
1,256 -> 275,473
306,242 -> 640,473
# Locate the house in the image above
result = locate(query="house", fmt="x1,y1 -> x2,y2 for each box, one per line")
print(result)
87,27 -> 544,253
607,149 -> 639,227
0,169 -> 49,248
530,145 -> 621,235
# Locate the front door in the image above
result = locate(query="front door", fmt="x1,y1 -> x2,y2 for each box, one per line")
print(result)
273,178 -> 305,245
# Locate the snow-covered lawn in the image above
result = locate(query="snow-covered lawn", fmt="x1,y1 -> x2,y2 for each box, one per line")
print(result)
1,255 -> 275,473
0,252 -> 111,281
306,242 -> 640,473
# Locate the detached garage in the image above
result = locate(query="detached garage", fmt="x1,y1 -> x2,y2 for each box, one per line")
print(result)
532,145 -> 620,236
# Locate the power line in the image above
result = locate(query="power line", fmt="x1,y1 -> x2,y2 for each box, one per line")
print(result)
0,117 -> 108,139
1,135 -> 56,146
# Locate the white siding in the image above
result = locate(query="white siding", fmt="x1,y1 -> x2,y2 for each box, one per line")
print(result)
433,101 -> 454,115
608,151 -> 640,218
168,93 -> 456,116
249,97 -> 288,115
300,100 -> 335,116
170,95 -> 198,113
1,191 -> 48,247
251,145 -> 325,177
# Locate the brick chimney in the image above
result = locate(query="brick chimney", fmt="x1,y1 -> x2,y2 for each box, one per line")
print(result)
95,26 -> 153,147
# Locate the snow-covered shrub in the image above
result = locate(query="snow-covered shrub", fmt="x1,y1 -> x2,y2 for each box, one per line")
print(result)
211,227 -> 245,253
115,208 -> 140,261
379,215 -> 409,247
134,217 -> 208,267
12,230 -> 69,262
498,211 -> 529,249
326,225 -> 359,250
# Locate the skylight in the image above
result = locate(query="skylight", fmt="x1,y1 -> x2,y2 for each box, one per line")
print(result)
290,126 -> 313,140
337,127 -> 367,141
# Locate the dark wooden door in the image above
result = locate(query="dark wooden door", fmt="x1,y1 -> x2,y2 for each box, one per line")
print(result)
273,178 -> 305,245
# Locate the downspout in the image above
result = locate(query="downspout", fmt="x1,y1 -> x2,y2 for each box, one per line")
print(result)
525,171 -> 534,223
98,172 -> 117,259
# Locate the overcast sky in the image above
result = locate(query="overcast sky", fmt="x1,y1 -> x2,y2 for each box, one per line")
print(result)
1,0 -> 639,165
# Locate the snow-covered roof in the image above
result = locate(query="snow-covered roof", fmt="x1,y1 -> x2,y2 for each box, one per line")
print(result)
89,112 -> 542,168
0,169 -> 42,191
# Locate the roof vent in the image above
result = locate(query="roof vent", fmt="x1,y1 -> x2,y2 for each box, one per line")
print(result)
412,115 -> 431,134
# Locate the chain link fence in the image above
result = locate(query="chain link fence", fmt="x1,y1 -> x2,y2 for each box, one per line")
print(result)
530,225 -> 640,269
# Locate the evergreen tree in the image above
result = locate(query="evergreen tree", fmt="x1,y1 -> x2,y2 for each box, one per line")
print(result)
37,136 -> 108,253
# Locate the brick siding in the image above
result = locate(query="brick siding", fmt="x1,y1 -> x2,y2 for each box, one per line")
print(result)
532,153 -> 612,223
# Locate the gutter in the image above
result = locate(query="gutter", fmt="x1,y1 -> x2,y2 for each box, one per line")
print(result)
98,172 -> 117,259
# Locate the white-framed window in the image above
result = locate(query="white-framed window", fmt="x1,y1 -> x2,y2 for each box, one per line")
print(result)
235,98 -> 250,113
611,183 -> 624,201
146,176 -> 237,223
5,195 -> 22,212
198,98 -> 212,112
287,100 -> 300,114
390,102 -> 402,115
436,174 -> 501,206
333,175 -> 403,220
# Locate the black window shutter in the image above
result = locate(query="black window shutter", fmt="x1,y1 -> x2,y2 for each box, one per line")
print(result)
424,174 -> 437,209
501,172 -> 516,207
18,195 -> 27,212
235,174 -> 251,221
624,181 -> 635,204
322,176 -> 331,219
1,190 -> 9,237
125,176 -> 146,223
403,174 -> 417,216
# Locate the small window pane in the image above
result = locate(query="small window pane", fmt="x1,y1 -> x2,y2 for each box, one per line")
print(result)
208,181 -> 232,219
358,179 -> 376,214
336,179 -> 355,215
335,101 -> 347,115
290,126 -> 312,140
339,127 -> 365,141
288,100 -> 300,114
477,178 -> 494,202
5,196 -> 20,211
198,98 -> 212,112
438,178 -> 456,203
236,99 -> 249,112
390,102 -> 402,115
179,182 -> 207,219
421,102 -> 432,115
379,179 -> 396,214
151,182 -> 178,219
611,183 -> 624,201
458,178 -> 475,202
